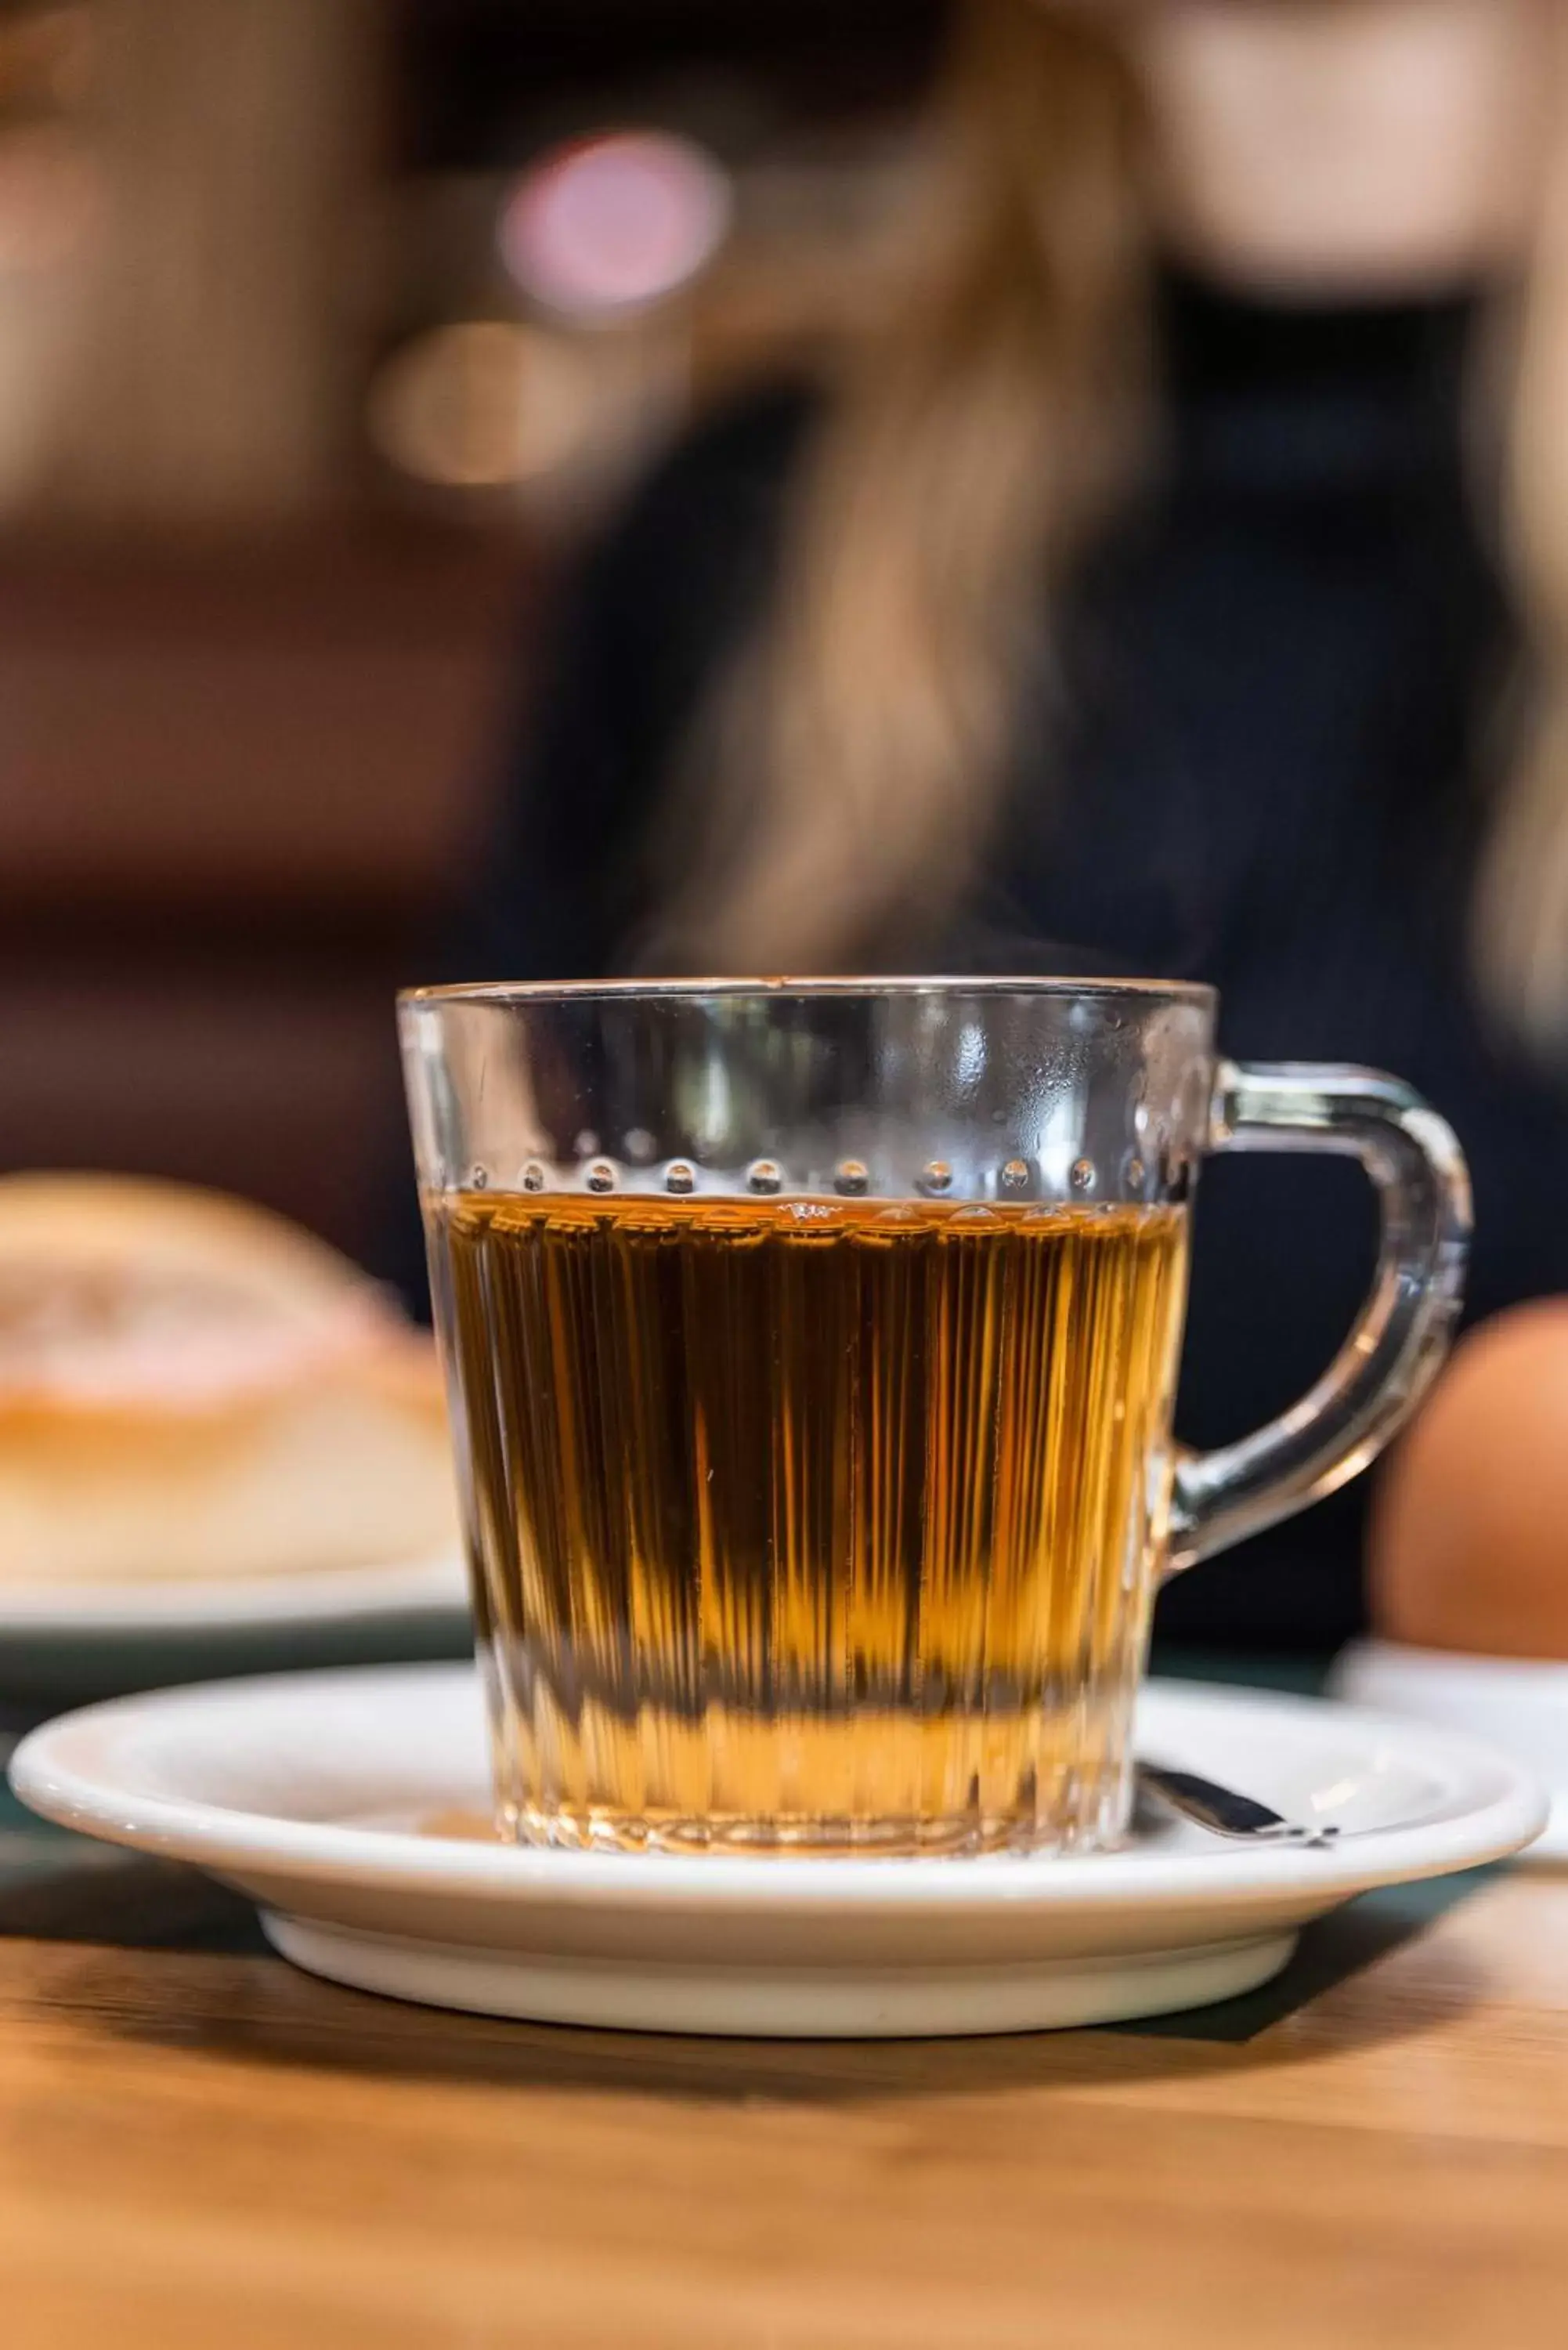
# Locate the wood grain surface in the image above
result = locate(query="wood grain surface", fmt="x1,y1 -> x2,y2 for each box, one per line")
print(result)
2,1873 -> 1566,2346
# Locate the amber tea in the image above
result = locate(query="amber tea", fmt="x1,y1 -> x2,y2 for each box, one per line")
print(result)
430,1191 -> 1190,1855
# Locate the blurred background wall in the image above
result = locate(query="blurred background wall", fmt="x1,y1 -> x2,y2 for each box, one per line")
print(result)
0,0 -> 940,1255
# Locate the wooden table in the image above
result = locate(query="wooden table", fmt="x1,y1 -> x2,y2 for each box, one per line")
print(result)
2,1867 -> 1566,2348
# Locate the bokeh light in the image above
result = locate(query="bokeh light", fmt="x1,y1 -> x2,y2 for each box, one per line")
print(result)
367,320 -> 598,491
499,129 -> 732,321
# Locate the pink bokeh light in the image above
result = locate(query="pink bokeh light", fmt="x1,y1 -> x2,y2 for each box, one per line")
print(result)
500,130 -> 732,320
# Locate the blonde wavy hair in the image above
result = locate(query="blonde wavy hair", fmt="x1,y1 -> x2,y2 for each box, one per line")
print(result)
666,0 -> 1568,1052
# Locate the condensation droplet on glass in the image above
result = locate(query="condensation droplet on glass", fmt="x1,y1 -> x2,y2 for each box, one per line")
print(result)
665,1161 -> 696,1195
999,1158 -> 1030,1192
920,1160 -> 953,1195
747,1159 -> 782,1195
586,1159 -> 616,1194
522,1161 -> 546,1192
469,1164 -> 490,1190
835,1160 -> 869,1196
1125,1155 -> 1146,1192
1071,1156 -> 1096,1193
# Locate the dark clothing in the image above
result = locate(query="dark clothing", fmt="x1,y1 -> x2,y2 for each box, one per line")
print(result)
423,272 -> 1558,1654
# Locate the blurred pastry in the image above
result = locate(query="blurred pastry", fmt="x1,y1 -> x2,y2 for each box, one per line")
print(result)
1369,1300 -> 1568,1661
0,1173 -> 457,1583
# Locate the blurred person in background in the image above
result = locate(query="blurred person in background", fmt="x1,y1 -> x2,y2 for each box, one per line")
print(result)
418,0 -> 1568,1654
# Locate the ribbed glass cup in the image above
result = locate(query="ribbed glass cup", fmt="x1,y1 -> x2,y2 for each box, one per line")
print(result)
401,979 -> 1468,1857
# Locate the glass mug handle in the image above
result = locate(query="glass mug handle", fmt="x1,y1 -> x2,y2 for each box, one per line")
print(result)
1166,1061 -> 1472,1573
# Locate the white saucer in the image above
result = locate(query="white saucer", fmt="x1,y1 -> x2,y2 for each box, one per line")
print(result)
1331,1640 -> 1568,1864
9,1666 -> 1544,2038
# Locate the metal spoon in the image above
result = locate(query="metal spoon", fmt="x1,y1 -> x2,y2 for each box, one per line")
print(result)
1136,1761 -> 1341,1849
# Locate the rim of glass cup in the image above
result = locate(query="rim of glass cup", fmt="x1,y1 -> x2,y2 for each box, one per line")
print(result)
399,974 -> 1219,1010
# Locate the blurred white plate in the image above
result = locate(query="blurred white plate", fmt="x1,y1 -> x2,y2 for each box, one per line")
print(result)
8,1668 -> 1544,2037
0,1556 -> 471,1704
0,1552 -> 468,1632
1331,1640 -> 1568,1864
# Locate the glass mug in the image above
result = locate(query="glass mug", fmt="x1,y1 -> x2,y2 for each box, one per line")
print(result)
401,979 -> 1469,1858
